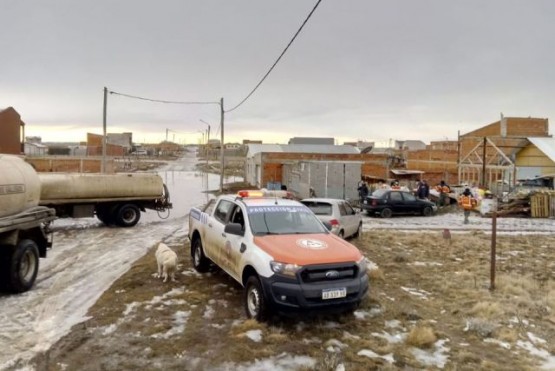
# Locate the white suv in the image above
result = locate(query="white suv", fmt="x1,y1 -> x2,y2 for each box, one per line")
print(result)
300,198 -> 363,239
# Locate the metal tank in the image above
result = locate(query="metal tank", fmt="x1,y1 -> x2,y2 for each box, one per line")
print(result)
38,172 -> 165,202
0,155 -> 41,218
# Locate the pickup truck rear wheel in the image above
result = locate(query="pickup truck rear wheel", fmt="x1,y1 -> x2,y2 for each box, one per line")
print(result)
115,204 -> 141,227
245,276 -> 268,321
191,238 -> 210,273
0,240 -> 40,293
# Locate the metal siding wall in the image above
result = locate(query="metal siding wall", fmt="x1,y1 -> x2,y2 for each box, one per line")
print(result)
294,161 -> 361,200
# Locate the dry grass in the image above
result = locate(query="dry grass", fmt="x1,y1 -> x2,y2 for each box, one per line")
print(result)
405,325 -> 437,348
33,230 -> 555,371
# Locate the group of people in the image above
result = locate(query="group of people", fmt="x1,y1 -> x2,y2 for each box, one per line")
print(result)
357,177 -> 482,224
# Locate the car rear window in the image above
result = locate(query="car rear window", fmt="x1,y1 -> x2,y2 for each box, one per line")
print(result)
300,201 -> 333,216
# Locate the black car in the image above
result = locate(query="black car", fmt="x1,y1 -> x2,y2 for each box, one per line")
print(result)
361,189 -> 437,218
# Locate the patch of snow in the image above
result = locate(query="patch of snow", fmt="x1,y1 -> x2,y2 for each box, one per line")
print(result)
301,337 -> 321,345
411,339 -> 450,369
101,324 -> 118,336
232,352 -> 316,371
181,269 -> 202,277
123,302 -> 140,317
517,340 -> 555,370
401,286 -> 431,300
203,305 -> 215,319
354,307 -> 383,320
321,321 -> 341,329
372,330 -> 406,344
385,320 -> 402,329
150,310 -> 191,339
357,349 -> 395,363
411,261 -> 443,267
325,339 -> 348,352
527,332 -> 547,345
484,338 -> 511,350
245,329 -> 263,342
336,364 -> 345,371
342,331 -> 361,340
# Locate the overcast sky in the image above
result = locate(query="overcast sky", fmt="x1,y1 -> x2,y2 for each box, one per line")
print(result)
1,0 -> 554,145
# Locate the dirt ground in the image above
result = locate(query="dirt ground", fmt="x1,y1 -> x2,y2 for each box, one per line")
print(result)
25,229 -> 555,371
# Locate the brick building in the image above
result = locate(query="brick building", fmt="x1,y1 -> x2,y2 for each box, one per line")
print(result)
0,107 -> 24,154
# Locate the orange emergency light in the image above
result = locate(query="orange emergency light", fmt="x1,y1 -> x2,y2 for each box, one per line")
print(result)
237,190 -> 265,198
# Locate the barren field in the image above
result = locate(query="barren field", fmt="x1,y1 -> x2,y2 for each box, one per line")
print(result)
26,229 -> 555,371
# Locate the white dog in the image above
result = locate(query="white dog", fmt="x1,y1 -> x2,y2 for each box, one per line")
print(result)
156,243 -> 177,282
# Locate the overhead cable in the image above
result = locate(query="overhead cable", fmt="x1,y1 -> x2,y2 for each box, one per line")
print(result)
109,90 -> 220,105
225,0 -> 323,114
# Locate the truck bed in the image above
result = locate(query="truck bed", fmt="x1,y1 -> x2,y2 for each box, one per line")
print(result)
0,206 -> 56,233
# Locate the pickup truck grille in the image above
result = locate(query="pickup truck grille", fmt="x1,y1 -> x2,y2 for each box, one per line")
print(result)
299,263 -> 358,283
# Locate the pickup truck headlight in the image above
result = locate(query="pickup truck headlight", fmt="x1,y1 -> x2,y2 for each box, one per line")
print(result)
357,256 -> 368,273
270,261 -> 302,278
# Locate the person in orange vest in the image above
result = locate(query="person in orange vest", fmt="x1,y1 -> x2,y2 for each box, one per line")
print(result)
458,188 -> 477,224
436,180 -> 451,206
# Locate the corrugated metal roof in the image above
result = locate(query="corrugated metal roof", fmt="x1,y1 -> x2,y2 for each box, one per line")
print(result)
246,144 -> 360,157
527,137 -> 555,162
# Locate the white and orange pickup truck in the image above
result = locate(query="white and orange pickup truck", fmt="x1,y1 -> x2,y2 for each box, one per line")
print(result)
188,190 -> 369,320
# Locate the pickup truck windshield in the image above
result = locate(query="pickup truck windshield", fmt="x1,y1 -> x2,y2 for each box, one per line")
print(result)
247,205 -> 327,235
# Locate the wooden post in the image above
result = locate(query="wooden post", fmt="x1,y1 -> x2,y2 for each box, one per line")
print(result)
490,211 -> 497,290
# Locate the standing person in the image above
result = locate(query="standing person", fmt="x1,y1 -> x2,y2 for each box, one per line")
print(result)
416,179 -> 430,200
458,188 -> 477,224
357,181 -> 369,202
436,180 -> 451,206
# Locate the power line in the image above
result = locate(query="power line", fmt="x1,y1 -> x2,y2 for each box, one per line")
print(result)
225,0 -> 323,114
109,90 -> 220,106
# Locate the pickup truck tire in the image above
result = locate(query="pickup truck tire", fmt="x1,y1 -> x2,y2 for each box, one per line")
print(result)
115,204 -> 141,227
0,240 -> 40,293
245,275 -> 268,321
191,237 -> 210,273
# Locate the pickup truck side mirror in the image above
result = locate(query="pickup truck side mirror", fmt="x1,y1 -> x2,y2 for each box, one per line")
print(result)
225,223 -> 244,236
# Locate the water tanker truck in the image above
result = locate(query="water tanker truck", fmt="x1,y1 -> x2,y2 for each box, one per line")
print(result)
0,155 -> 56,293
38,172 -> 172,227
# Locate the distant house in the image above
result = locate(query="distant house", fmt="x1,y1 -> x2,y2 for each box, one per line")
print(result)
515,137 -> 555,182
0,107 -> 24,154
458,116 -> 550,189
288,137 -> 334,145
24,142 -> 48,156
245,143 -> 362,199
399,140 -> 426,151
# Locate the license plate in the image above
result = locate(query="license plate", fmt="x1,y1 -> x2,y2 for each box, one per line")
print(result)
322,288 -> 347,300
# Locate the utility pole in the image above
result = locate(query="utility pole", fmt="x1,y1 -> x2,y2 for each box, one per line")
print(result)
102,87 -> 107,174
481,137 -> 487,188
220,97 -> 224,193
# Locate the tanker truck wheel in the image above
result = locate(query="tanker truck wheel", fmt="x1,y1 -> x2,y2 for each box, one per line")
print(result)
95,204 -> 117,226
0,240 -> 40,293
115,204 -> 141,227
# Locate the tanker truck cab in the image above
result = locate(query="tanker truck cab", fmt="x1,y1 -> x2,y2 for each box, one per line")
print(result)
189,190 -> 369,320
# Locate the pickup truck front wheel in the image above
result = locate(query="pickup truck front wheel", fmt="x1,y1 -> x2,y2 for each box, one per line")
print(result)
0,239 -> 40,293
191,238 -> 210,273
245,276 -> 268,321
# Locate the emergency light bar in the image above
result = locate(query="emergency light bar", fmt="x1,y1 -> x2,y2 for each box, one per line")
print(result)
236,189 -> 294,199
